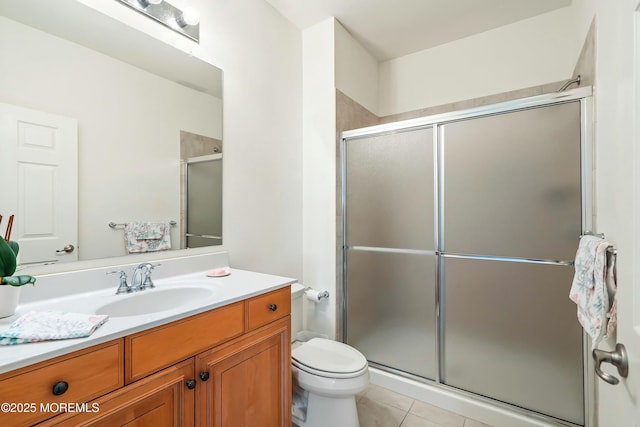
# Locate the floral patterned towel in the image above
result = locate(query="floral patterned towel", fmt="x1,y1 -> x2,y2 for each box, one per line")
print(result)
569,235 -> 615,346
0,311 -> 109,345
124,221 -> 171,253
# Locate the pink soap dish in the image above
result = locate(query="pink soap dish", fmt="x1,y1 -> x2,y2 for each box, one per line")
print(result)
206,267 -> 231,277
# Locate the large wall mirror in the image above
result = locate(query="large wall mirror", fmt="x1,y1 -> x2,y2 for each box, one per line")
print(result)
0,0 -> 223,268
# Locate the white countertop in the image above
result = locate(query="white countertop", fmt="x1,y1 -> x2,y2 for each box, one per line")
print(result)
0,268 -> 296,374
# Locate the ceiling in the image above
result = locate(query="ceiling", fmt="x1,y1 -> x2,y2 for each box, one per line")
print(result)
264,0 -> 573,61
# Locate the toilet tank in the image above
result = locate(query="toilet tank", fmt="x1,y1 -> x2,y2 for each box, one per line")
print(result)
291,283 -> 305,342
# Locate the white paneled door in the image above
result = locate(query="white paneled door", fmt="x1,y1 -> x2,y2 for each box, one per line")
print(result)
0,103 -> 78,264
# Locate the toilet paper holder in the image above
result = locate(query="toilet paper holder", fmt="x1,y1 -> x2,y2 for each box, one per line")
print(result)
304,287 -> 329,302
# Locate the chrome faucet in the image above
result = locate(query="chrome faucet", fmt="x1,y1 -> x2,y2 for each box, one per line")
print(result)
132,263 -> 160,292
130,265 -> 145,292
109,264 -> 160,294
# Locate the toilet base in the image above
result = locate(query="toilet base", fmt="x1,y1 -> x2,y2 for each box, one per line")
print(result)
293,392 -> 359,427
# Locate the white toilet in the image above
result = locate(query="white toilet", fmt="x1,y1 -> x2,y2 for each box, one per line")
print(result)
291,284 -> 369,427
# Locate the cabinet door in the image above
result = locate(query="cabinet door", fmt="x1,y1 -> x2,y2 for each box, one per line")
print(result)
196,317 -> 291,427
40,359 -> 195,427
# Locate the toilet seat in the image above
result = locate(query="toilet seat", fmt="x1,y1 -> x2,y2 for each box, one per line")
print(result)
292,338 -> 368,379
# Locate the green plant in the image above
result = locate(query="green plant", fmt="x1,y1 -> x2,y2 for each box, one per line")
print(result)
0,238 -> 36,286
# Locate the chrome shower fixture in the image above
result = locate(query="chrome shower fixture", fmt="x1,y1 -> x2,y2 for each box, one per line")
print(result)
557,75 -> 581,92
116,0 -> 200,43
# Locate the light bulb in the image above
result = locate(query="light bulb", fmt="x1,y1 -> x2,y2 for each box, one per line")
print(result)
137,0 -> 162,8
177,7 -> 199,27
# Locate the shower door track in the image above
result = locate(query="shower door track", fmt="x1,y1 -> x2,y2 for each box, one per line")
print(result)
340,86 -> 594,427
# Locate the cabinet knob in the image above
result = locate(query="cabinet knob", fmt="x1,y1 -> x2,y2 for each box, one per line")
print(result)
268,304 -> 277,312
52,381 -> 69,396
199,371 -> 210,381
186,379 -> 196,389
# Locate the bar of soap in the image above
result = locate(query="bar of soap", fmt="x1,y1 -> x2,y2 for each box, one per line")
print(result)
206,267 -> 231,277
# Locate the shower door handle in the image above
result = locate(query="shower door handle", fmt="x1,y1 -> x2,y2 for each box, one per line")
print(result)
593,343 -> 628,385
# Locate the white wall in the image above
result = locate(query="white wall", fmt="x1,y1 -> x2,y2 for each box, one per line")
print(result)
377,1 -> 594,115
72,0 -> 303,278
0,16 -> 220,260
302,18 -> 337,338
334,21 -> 379,114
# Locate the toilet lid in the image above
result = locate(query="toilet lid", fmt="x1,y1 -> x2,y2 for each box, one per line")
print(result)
292,338 -> 367,375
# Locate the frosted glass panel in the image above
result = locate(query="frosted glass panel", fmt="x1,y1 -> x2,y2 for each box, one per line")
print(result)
187,159 -> 222,247
443,102 -> 581,260
345,128 -> 434,250
346,250 -> 436,379
443,257 -> 583,425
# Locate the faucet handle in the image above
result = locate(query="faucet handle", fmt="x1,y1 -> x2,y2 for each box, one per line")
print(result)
141,263 -> 160,289
142,262 -> 161,270
107,270 -> 131,295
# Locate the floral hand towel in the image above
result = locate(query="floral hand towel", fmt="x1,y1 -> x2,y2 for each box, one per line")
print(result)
0,311 -> 109,345
569,235 -> 613,346
124,221 -> 171,253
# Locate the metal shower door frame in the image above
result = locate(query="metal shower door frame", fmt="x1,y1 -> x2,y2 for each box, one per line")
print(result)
340,85 -> 594,427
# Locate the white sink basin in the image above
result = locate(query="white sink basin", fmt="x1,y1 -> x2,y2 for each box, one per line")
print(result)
96,287 -> 214,317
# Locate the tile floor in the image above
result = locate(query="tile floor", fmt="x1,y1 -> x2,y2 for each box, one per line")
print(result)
356,384 -> 493,427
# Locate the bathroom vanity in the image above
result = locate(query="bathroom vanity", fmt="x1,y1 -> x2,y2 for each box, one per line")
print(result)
0,256 -> 294,427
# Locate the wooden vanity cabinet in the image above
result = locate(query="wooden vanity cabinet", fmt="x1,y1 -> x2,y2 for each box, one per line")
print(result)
0,285 -> 292,427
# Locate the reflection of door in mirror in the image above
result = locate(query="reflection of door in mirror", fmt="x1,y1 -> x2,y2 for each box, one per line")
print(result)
0,103 -> 78,264
180,131 -> 223,248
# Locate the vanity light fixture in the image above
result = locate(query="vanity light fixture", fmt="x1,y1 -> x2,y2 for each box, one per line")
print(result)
116,0 -> 200,43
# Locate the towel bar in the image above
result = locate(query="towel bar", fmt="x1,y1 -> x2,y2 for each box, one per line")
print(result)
580,231 -> 605,239
579,231 -> 617,308
579,231 -> 617,258
109,220 -> 177,228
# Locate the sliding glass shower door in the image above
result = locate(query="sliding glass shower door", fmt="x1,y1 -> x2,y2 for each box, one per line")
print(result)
186,155 -> 223,247
441,102 -> 584,425
342,90 -> 591,426
344,127 -> 437,379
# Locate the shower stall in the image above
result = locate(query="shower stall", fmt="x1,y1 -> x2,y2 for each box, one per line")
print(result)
341,87 -> 592,427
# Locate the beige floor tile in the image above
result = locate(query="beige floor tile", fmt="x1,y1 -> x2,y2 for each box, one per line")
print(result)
463,418 -> 493,427
409,400 -> 465,427
357,395 -> 408,427
400,413 -> 443,427
364,384 -> 415,412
